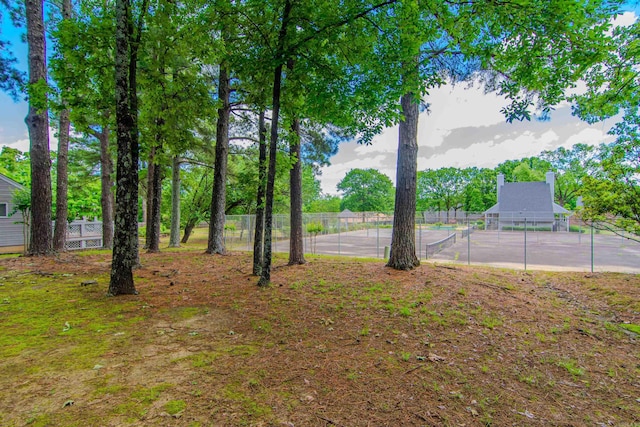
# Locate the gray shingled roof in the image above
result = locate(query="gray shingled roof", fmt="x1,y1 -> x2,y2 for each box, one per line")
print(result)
337,209 -> 358,218
552,202 -> 570,215
0,173 -> 25,190
485,182 -> 559,221
501,182 -> 552,213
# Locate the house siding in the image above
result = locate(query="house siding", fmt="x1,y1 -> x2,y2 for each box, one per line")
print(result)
0,175 -> 26,247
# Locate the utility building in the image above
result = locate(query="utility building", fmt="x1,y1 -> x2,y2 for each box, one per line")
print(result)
484,172 -> 570,231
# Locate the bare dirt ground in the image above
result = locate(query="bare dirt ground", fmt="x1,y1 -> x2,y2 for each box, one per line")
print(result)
0,248 -> 639,427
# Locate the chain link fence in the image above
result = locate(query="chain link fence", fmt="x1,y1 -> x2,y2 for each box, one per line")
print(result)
222,211 -> 483,259
220,212 -> 639,273
429,223 -> 640,273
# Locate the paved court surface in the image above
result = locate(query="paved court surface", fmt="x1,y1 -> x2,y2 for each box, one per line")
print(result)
276,228 -> 452,259
429,230 -> 640,273
275,228 -> 640,274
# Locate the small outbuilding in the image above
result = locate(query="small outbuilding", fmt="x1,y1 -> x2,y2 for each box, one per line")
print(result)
0,173 -> 26,248
337,208 -> 360,230
484,172 -> 570,231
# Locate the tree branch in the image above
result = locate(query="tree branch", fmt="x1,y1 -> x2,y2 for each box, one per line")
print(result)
289,0 -> 398,53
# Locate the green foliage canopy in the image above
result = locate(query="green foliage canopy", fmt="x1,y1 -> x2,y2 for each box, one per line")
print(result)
580,113 -> 640,241
337,168 -> 394,213
0,146 -> 30,186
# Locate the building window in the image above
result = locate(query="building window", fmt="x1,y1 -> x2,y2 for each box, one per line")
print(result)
0,203 -> 7,217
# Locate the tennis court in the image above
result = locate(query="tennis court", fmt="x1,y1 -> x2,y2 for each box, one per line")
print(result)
274,227 -> 640,273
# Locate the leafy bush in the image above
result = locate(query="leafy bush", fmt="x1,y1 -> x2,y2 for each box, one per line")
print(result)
306,222 -> 324,234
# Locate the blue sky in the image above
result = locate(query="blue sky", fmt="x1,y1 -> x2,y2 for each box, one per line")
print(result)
0,7 -> 637,195
0,13 -> 28,148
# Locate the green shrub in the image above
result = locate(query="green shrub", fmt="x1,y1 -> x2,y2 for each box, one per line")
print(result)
306,222 -> 324,234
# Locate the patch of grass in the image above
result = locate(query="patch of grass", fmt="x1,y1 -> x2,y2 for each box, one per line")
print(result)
619,323 -> 640,335
165,399 -> 186,415
480,315 -> 504,330
377,292 -> 392,302
167,306 -> 206,320
556,359 -> 585,377
535,332 -> 557,343
131,383 -> 173,403
73,249 -> 112,257
346,370 -> 359,380
94,381 -> 125,397
179,352 -> 220,368
289,281 -> 306,290
550,321 -> 571,335
398,306 -> 412,317
112,384 -> 174,421
445,309 -> 468,326
364,283 -> 386,293
222,384 -> 273,419
250,319 -> 273,333
176,344 -> 258,369
0,273 -> 142,372
518,371 -> 542,386
24,412 -> 102,427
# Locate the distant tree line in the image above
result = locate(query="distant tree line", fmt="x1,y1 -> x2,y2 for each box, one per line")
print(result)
334,142 -> 604,214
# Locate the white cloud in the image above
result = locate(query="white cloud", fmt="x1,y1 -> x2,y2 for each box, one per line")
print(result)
1,126 -> 60,153
329,81 -> 513,192
564,127 -> 611,147
320,78 -> 619,196
611,11 -> 637,29
354,126 -> 397,154
418,133 -> 547,171
2,136 -> 29,152
320,153 -> 392,195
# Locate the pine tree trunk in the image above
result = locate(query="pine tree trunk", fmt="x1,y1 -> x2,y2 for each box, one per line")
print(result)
99,127 -> 115,249
147,149 -> 162,253
53,109 -> 70,251
144,147 -> 155,249
258,63 -> 283,287
109,0 -> 138,295
387,92 -> 420,270
288,117 -> 305,265
147,117 -> 164,253
128,0 -> 145,268
169,155 -> 181,247
253,110 -> 267,275
25,0 -> 52,256
206,64 -> 231,254
181,219 -> 196,244
52,0 -> 72,252
259,0 -> 292,286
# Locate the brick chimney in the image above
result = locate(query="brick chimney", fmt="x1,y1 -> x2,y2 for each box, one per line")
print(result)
497,173 -> 504,203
